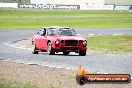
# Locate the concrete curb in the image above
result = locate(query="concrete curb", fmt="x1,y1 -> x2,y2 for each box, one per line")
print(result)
78,33 -> 124,36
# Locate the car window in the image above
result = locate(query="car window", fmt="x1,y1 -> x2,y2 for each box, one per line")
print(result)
47,28 -> 59,35
59,28 -> 77,36
37,31 -> 41,35
47,28 -> 77,36
37,28 -> 47,36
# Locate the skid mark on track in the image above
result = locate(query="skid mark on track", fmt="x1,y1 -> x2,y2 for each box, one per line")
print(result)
3,41 -> 31,50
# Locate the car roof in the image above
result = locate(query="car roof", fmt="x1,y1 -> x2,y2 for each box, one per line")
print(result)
42,26 -> 70,29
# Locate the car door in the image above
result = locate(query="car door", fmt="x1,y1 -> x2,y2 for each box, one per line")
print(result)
35,30 -> 42,49
39,28 -> 48,50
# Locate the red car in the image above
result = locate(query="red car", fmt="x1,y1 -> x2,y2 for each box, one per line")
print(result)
32,26 -> 87,56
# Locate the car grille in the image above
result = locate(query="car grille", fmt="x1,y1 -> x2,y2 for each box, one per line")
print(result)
60,47 -> 78,50
65,40 -> 78,46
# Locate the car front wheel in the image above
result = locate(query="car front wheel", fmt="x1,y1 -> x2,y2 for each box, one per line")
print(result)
47,42 -> 55,55
79,50 -> 86,56
32,42 -> 39,54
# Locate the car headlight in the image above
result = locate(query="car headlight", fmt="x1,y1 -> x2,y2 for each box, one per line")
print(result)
55,39 -> 59,45
83,40 -> 87,45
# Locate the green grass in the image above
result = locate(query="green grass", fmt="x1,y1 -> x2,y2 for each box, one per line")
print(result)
24,84 -> 39,88
87,35 -> 132,53
0,8 -> 132,29
0,82 -> 38,88
0,83 -> 10,88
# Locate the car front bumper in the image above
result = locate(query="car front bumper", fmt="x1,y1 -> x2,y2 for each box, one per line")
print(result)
54,46 -> 87,52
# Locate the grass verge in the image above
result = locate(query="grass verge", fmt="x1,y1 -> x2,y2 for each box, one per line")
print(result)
87,35 -> 132,54
0,81 -> 38,88
0,8 -> 132,29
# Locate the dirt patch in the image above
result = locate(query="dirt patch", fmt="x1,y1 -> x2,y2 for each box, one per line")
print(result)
19,39 -> 32,49
0,61 -> 131,88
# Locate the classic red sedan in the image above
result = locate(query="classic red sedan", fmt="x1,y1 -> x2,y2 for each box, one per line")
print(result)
32,26 -> 87,56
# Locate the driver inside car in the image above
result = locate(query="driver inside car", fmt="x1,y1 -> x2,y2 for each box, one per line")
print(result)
41,28 -> 46,36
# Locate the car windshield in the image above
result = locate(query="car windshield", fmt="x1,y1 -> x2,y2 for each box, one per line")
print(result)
48,28 -> 77,36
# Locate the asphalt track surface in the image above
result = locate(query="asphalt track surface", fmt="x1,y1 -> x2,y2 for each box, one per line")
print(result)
0,28 -> 132,75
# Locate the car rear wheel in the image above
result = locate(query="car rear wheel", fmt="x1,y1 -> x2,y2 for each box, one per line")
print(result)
63,52 -> 70,55
32,42 -> 39,54
79,50 -> 86,56
47,42 -> 55,55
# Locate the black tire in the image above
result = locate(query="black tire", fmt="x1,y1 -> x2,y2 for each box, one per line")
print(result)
127,74 -> 131,83
76,75 -> 87,85
79,50 -> 86,56
63,52 -> 70,55
47,42 -> 55,55
32,42 -> 39,54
